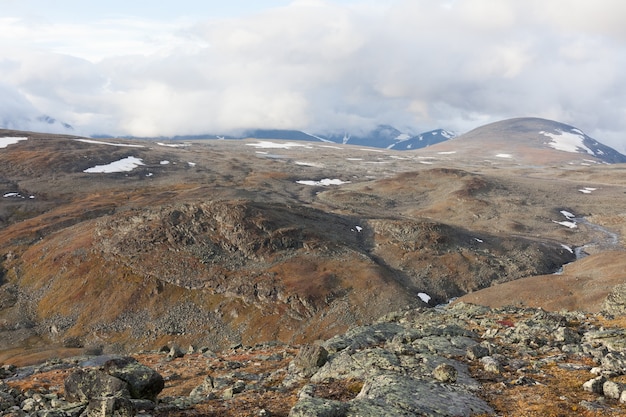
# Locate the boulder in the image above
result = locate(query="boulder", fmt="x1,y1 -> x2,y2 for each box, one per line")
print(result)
64,369 -> 130,403
291,344 -> 329,378
102,357 -> 164,402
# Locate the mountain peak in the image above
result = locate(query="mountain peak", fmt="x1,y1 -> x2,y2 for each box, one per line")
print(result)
435,117 -> 626,164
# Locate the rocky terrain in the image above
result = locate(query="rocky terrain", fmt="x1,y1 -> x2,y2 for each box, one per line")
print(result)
3,302 -> 626,416
0,116 -> 625,415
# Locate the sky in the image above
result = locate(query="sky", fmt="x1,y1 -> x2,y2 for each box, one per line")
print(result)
1,0 -> 626,152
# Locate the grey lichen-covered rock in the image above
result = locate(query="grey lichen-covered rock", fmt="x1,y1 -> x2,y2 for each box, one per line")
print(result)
466,344 -> 490,360
603,380 -> 623,399
291,344 -> 329,378
292,307 -> 494,416
355,373 -> 493,417
585,329 -> 626,353
102,357 -> 164,401
433,363 -> 458,383
288,397 -> 349,417
322,322 -> 405,353
82,396 -> 135,417
583,376 -> 607,394
189,375 -> 215,398
601,352 -> 626,375
64,369 -> 130,403
479,356 -> 502,374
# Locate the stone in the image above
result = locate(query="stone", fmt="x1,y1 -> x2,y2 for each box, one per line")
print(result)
554,327 -> 581,345
480,356 -> 502,374
354,373 -> 493,417
288,397 -> 349,417
582,376 -> 607,394
433,363 -> 458,383
167,345 -> 185,360
64,369 -> 130,403
0,391 -> 17,411
291,344 -> 329,378
466,344 -> 489,360
103,357 -> 164,402
189,375 -> 214,398
601,352 -> 626,375
603,380 -> 623,399
82,396 -> 135,417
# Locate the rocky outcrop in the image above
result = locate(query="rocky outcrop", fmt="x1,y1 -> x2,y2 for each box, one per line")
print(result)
0,356 -> 166,417
3,303 -> 626,416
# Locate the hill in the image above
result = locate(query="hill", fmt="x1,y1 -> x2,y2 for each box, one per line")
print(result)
0,117 -> 625,366
419,117 -> 626,165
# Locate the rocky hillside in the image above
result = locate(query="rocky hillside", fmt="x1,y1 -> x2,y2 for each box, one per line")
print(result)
3,302 -> 626,416
0,124 -> 625,369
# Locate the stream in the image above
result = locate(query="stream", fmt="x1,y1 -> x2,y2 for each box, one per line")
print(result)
573,216 -> 621,260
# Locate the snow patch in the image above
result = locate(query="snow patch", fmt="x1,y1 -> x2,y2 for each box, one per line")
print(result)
560,210 -> 575,219
84,156 -> 145,173
295,161 -> 324,168
437,151 -> 456,155
2,192 -> 33,199
553,220 -> 577,229
561,244 -> 574,253
296,179 -> 350,186
418,293 -> 431,304
496,153 -> 513,158
247,141 -> 311,149
75,138 -> 144,148
578,187 -> 597,194
0,137 -> 28,148
187,162 -> 196,167
157,142 -> 190,148
160,160 -> 170,165
540,130 -> 594,155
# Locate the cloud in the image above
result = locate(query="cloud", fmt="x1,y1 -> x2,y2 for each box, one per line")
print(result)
1,0 -> 625,152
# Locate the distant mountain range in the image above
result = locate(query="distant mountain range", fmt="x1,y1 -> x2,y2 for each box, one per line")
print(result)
4,114 -> 625,163
0,114 -> 73,133
110,125 -> 457,151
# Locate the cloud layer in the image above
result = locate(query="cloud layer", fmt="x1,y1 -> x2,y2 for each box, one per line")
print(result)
1,0 -> 625,151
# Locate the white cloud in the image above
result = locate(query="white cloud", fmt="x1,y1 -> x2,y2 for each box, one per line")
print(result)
0,0 -> 625,152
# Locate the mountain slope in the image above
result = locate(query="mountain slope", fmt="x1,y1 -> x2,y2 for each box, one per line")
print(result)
424,117 -> 626,165
389,129 -> 455,150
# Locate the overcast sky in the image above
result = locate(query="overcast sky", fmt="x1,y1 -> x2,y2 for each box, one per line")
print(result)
1,0 -> 626,151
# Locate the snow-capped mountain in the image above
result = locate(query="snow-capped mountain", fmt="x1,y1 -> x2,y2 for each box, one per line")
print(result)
388,129 -> 456,150
238,125 -> 454,150
430,117 -> 626,165
318,125 -> 410,148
